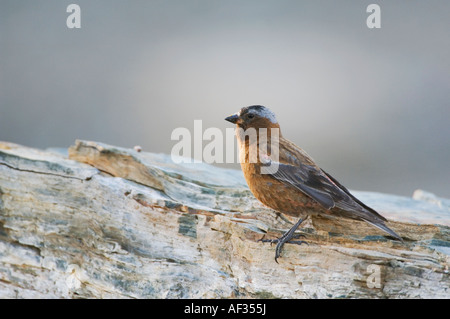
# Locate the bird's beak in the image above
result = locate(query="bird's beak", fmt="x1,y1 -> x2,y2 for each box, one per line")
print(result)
225,113 -> 239,124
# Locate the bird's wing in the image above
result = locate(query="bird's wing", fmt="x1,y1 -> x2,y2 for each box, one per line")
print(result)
268,162 -> 404,240
269,162 -> 385,220
265,136 -> 390,219
269,162 -> 336,209
266,137 -> 345,210
265,137 -> 401,240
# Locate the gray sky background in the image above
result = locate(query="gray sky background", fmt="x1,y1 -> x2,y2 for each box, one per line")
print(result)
1,0 -> 449,197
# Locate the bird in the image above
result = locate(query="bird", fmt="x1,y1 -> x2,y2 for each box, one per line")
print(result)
225,105 -> 402,262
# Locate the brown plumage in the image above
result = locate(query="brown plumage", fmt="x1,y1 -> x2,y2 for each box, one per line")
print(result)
225,105 -> 402,262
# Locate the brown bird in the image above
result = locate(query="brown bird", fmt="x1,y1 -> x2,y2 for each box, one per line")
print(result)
225,105 -> 402,262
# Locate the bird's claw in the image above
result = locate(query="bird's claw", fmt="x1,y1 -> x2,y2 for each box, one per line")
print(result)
259,217 -> 307,263
259,234 -> 308,263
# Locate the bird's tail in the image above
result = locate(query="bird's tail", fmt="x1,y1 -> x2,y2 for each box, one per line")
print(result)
320,170 -> 403,241
333,208 -> 403,242
362,218 -> 403,242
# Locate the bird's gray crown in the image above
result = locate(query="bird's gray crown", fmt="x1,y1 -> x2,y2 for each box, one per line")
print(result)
240,105 -> 278,124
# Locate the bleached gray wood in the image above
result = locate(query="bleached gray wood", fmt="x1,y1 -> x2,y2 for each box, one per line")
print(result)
0,140 -> 448,298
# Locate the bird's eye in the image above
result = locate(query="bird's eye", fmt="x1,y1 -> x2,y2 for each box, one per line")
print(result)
247,114 -> 255,119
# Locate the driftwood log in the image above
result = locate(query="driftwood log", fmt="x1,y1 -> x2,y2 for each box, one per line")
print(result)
0,140 -> 448,298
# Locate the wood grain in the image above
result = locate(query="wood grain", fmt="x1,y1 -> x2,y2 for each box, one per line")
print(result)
0,140 -> 448,298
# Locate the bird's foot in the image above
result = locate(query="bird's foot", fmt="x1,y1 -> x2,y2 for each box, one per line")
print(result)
259,233 -> 306,245
259,217 -> 308,263
259,235 -> 308,263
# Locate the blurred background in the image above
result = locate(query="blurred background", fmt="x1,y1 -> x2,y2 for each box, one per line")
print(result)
1,0 -> 449,197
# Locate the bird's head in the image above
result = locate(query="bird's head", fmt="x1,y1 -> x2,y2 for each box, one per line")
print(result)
225,105 -> 279,130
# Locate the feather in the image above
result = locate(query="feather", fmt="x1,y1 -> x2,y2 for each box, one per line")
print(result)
268,161 -> 402,240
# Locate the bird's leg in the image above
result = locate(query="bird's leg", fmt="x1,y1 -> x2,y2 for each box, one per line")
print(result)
259,217 -> 308,263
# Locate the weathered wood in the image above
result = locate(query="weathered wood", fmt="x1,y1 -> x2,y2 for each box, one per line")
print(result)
0,140 -> 448,298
